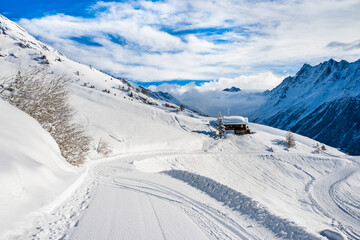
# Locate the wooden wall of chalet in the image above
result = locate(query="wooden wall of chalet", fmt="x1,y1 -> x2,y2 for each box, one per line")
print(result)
224,124 -> 251,135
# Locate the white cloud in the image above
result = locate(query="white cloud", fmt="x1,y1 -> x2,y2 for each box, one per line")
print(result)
149,72 -> 283,116
16,0 -> 360,89
203,72 -> 284,91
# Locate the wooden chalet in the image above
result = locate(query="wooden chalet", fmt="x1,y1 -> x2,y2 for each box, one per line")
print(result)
223,117 -> 251,135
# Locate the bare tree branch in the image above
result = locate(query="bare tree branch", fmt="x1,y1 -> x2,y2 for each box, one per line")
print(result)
0,68 -> 91,166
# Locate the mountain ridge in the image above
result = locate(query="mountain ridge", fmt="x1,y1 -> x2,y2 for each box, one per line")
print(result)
251,58 -> 360,155
0,14 -> 183,111
223,86 -> 242,92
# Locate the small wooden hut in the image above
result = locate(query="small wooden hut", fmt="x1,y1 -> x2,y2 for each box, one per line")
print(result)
223,116 -> 251,135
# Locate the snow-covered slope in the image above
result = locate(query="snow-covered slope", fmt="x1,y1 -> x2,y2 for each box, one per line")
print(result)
0,14 -> 172,109
0,13 -> 209,154
0,99 -> 79,237
134,123 -> 359,238
71,85 -> 208,155
251,59 -> 360,155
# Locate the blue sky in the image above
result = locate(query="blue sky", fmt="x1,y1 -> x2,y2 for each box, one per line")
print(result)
0,0 -> 99,20
1,0 -> 360,91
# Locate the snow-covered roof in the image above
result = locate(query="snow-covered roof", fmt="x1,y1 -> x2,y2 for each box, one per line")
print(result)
223,116 -> 248,124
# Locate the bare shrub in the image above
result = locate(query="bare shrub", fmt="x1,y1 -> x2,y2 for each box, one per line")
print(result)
285,130 -> 296,148
141,88 -> 152,98
0,69 -> 91,166
96,138 -> 112,156
164,103 -> 176,109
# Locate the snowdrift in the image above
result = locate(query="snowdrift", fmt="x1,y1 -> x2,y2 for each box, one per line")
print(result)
0,100 -> 79,237
165,170 -> 319,239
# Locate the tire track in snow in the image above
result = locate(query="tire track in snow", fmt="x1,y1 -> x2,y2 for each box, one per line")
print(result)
147,195 -> 167,240
329,169 -> 360,221
269,155 -> 359,239
174,115 -> 188,132
144,179 -> 254,240
311,167 -> 360,240
112,176 -> 254,240
165,170 -> 320,240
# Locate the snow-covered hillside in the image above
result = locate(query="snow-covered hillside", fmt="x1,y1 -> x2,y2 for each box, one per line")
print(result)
0,14 -> 176,110
251,59 -> 360,155
1,14 -> 360,240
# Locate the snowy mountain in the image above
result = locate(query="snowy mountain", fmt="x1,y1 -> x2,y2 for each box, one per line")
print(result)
149,90 -> 182,106
251,59 -> 360,155
223,86 -> 242,92
0,14 -> 176,110
1,14 -> 360,240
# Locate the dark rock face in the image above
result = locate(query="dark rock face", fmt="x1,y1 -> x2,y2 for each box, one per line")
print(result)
292,97 -> 360,155
223,86 -> 242,92
251,59 -> 360,155
150,90 -> 181,106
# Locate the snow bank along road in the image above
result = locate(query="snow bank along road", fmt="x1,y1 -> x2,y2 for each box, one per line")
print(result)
10,152 -> 360,240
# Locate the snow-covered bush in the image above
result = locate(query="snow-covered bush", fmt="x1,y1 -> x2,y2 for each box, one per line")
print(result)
96,138 -> 112,156
0,69 -> 91,166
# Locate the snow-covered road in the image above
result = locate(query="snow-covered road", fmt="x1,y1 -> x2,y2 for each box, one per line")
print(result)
68,156 -> 265,240
71,176 -> 208,240
17,154 -> 275,240
311,166 -> 360,240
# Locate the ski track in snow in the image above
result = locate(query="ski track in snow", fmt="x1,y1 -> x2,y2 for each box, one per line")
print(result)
310,166 -> 360,240
111,176 -> 257,240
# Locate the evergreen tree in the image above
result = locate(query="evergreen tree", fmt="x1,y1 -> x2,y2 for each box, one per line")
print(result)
217,112 -> 226,139
180,104 -> 185,111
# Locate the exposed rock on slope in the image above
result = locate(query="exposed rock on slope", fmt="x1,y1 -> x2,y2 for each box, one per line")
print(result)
223,86 -> 242,92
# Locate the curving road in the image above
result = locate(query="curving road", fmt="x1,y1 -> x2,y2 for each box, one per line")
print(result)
311,166 -> 360,240
67,156 -> 263,240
